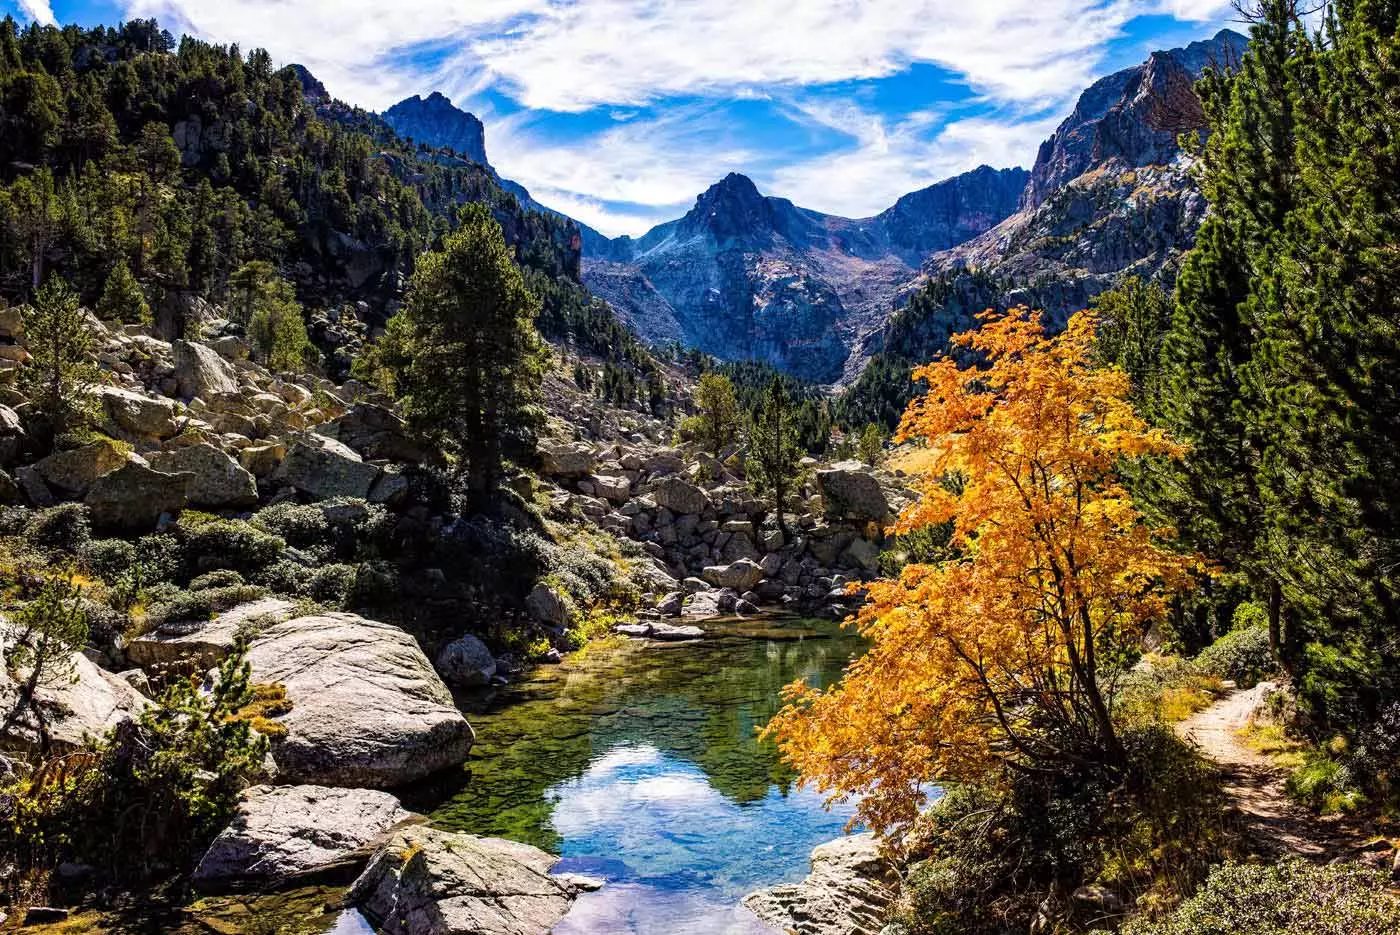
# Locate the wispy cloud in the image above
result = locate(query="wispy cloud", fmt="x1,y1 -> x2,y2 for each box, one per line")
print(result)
16,0 -> 57,26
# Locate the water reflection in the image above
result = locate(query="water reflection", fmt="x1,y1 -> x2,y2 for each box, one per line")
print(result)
416,617 -> 866,935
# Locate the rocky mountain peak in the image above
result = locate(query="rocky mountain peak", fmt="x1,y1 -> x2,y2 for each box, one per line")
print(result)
680,172 -> 778,245
381,92 -> 488,167
287,64 -> 328,103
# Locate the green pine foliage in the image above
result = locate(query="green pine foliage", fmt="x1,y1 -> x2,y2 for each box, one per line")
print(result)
746,377 -> 808,536
20,274 -> 100,439
95,256 -> 148,323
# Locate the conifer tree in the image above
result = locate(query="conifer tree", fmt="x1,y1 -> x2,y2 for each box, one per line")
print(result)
692,372 -> 741,457
22,275 -> 100,440
96,257 -> 148,324
747,377 -> 806,538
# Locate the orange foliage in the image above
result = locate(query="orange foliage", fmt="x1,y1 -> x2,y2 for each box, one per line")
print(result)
765,309 -> 1203,835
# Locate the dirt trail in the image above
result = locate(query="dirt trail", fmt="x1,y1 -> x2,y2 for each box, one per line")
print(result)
1175,687 -> 1370,860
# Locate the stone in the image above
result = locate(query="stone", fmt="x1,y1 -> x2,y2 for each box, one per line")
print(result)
525,582 -> 570,628
656,591 -> 684,616
0,631 -> 150,753
540,442 -> 596,477
327,404 -> 427,463
642,449 -> 686,475
22,908 -> 69,925
368,468 -> 410,506
816,462 -> 890,522
148,443 -> 258,508
651,476 -> 709,515
246,613 -> 475,788
649,622 -> 705,640
702,558 -> 765,593
435,634 -> 497,689
590,474 -> 631,504
238,443 -> 286,478
127,598 -> 298,672
841,538 -> 882,574
734,599 -> 760,616
742,834 -> 897,935
34,440 -> 131,497
274,433 -> 380,500
1072,885 -> 1124,915
95,385 -> 180,439
350,826 -> 593,935
193,784 -> 411,889
174,339 -> 238,399
211,335 -> 251,361
85,462 -> 190,531
14,466 -> 54,507
0,306 -> 22,339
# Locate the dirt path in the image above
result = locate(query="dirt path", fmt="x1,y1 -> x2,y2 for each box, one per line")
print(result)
1175,687 -> 1369,860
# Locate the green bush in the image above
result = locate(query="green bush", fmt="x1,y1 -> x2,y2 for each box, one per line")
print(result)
1121,860 -> 1400,935
189,569 -> 246,592
179,519 -> 284,578
80,538 -> 137,582
252,502 -> 331,552
1195,625 -> 1277,687
24,503 -> 92,553
145,584 -> 267,629
305,563 -> 357,607
1286,753 -> 1365,814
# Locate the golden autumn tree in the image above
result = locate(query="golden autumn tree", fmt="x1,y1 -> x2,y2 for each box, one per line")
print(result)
765,309 -> 1201,835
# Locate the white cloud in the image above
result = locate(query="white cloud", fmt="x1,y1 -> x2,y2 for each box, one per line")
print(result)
1156,0 -> 1233,21
17,0 -> 57,26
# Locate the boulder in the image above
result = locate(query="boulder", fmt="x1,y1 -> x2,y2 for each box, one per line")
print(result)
193,784 -> 411,889
238,442 -> 286,478
85,462 -> 190,531
0,404 -> 24,465
326,404 -> 427,463
349,826 -> 595,935
148,443 -> 257,508
816,462 -> 890,522
34,441 -> 131,497
702,558 -> 765,593
173,339 -> 238,399
274,434 -> 380,500
0,306 -> 22,339
540,442 -> 596,477
841,538 -> 881,575
434,634 -> 497,689
126,598 -> 297,672
246,613 -> 475,788
742,834 -> 897,935
95,385 -> 180,440
590,474 -> 631,504
525,582 -> 569,628
651,476 -> 709,515
0,633 -> 150,753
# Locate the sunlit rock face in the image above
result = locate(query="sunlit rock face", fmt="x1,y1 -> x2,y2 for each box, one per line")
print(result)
382,92 -> 488,167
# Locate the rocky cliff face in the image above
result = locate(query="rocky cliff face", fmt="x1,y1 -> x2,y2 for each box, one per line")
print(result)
381,92 -> 488,166
583,168 -> 1027,383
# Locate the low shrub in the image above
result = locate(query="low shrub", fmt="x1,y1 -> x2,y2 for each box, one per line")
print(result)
80,538 -> 136,582
1195,625 -> 1277,687
189,569 -> 246,592
145,584 -> 267,629
24,503 -> 91,554
1114,654 -> 1220,726
1120,860 -> 1400,935
179,519 -> 284,578
305,563 -> 357,607
1285,749 -> 1365,814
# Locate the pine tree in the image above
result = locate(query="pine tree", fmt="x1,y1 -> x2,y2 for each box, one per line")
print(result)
0,575 -> 89,753
382,203 -> 545,506
747,377 -> 806,538
692,372 -> 741,457
857,422 -> 886,466
96,257 -> 148,324
22,275 -> 100,440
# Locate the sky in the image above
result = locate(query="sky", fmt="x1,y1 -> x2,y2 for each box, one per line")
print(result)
6,0 -> 1239,237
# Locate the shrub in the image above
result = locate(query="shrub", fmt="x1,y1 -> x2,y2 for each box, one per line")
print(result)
80,538 -> 137,582
179,519 -> 284,578
1120,860 -> 1400,935
252,502 -> 331,553
1195,625 -> 1277,687
305,563 -> 357,607
189,569 -> 246,592
24,503 -> 91,554
145,584 -> 267,629
1286,751 -> 1365,814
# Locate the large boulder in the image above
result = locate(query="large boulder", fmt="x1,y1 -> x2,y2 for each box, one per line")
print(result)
0,631 -> 150,753
126,598 -> 297,672
702,558 -> 765,593
651,476 -> 709,515
34,441 -> 131,497
94,385 -> 180,440
173,339 -> 238,399
349,826 -> 596,935
816,462 -> 890,522
193,784 -> 411,889
0,404 -> 24,465
273,434 -> 380,501
246,613 -> 475,788
325,404 -> 427,463
434,634 -> 497,689
524,582 -> 569,628
540,442 -> 596,478
742,833 -> 897,935
148,443 -> 257,508
84,462 -> 190,531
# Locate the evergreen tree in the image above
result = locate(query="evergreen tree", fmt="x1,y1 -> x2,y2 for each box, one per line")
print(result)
96,257 -> 148,323
857,422 -> 887,466
0,575 -> 88,753
1091,276 -> 1173,405
747,377 -> 806,539
21,275 -> 100,440
691,372 -> 741,457
381,203 -> 545,505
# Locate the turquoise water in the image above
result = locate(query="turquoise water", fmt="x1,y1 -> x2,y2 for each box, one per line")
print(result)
414,617 -> 866,935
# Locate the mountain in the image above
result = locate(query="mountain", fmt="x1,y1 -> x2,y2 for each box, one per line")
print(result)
583,166 -> 1028,383
838,28 -> 1251,426
382,92 -> 489,167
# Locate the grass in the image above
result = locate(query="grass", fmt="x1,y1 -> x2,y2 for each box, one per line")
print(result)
227,682 -> 293,739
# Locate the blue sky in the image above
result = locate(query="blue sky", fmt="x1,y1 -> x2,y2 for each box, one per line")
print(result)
6,0 -> 1239,236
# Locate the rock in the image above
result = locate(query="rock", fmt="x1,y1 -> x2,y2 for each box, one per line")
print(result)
841,538 -> 881,574
174,339 -> 238,399
0,404 -> 24,465
22,908 -> 69,925
0,306 -> 22,339
274,433 -> 380,500
193,784 -> 411,889
702,558 -> 765,593
590,474 -> 631,504
735,599 -> 760,615
13,466 -> 54,507
85,462 -> 191,531
650,622 -> 705,641
0,632 -> 150,753
211,335 -> 250,361
148,443 -> 257,508
246,613 -> 475,788
1071,884 -> 1124,915
656,591 -> 684,616
34,440 -> 131,496
541,442 -> 596,477
350,826 -> 592,935
238,442 -> 286,478
127,598 -> 298,671
435,634 -> 497,689
651,476 -> 709,515
525,582 -> 570,628
368,468 -> 410,506
95,385 -> 181,440
742,834 -> 897,935
816,463 -> 890,522
327,404 -> 427,463
614,623 -> 652,638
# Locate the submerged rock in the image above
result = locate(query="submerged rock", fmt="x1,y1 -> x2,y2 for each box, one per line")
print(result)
194,784 -> 411,889
349,826 -> 597,935
742,833 -> 897,935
